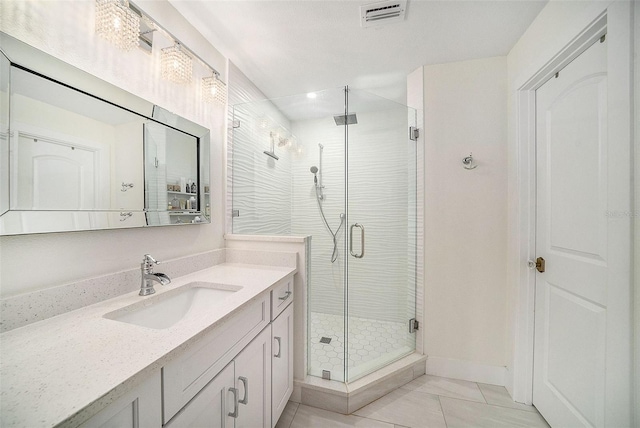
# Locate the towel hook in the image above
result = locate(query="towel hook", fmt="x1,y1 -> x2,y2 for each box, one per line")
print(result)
462,152 -> 477,170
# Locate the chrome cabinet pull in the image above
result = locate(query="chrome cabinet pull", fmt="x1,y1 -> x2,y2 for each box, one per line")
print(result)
228,387 -> 239,418
349,223 -> 365,258
238,376 -> 249,405
278,291 -> 292,301
274,336 -> 281,358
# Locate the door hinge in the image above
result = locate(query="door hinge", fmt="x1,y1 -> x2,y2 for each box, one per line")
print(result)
409,318 -> 419,333
409,126 -> 419,141
232,209 -> 240,218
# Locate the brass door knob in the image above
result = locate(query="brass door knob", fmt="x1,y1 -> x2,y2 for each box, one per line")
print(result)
528,257 -> 545,273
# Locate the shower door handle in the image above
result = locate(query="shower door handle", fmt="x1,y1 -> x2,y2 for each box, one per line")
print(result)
350,223 -> 365,258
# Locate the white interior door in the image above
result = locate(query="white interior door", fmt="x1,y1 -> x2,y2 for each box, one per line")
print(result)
533,35 -> 631,427
15,133 -> 97,210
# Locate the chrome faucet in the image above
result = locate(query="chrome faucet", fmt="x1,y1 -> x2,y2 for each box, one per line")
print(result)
140,254 -> 171,296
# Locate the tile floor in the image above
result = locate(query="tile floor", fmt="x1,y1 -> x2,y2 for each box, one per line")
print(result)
309,312 -> 414,381
276,375 -> 550,428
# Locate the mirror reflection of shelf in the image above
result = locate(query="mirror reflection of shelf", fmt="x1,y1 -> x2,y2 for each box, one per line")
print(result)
168,211 -> 199,216
168,191 -> 198,196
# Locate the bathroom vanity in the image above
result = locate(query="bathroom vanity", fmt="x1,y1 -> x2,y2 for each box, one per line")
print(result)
0,262 -> 295,428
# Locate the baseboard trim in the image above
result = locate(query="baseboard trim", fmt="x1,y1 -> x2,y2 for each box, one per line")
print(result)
425,356 -> 506,386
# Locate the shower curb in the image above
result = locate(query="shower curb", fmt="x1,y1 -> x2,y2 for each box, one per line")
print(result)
293,353 -> 426,414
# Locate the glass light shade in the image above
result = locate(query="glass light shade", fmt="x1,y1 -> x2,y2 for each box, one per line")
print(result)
202,73 -> 227,105
95,0 -> 140,51
161,43 -> 193,84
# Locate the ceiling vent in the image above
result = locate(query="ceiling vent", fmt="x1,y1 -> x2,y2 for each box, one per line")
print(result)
360,0 -> 407,28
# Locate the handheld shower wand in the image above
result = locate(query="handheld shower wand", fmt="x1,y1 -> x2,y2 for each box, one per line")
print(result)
310,165 -> 344,263
310,166 -> 322,200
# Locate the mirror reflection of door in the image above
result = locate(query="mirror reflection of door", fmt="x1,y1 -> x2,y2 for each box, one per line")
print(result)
15,133 -> 97,210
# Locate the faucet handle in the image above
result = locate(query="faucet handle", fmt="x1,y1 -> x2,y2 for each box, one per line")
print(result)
143,254 -> 160,265
142,254 -> 160,272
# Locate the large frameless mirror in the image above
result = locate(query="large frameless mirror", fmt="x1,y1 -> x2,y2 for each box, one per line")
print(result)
0,33 -> 211,235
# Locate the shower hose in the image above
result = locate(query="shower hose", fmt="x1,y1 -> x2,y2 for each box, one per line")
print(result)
315,187 -> 345,263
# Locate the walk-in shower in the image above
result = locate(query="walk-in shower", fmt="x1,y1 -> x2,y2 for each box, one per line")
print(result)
231,86 -> 418,384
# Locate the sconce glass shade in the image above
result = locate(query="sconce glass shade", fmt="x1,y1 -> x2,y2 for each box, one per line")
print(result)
95,0 -> 140,51
202,73 -> 227,105
161,43 -> 193,84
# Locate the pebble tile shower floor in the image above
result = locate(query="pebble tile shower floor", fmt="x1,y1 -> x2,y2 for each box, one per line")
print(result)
309,312 -> 414,381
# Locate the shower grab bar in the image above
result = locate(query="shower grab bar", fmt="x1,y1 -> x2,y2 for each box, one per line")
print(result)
349,223 -> 365,258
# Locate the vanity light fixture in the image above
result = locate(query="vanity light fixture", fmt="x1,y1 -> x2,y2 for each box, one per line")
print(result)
161,42 -> 193,84
95,0 -> 140,51
202,71 -> 227,105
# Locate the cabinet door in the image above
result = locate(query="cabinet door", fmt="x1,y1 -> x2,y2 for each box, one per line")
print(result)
165,363 -> 235,428
80,372 -> 161,428
271,304 -> 293,428
235,326 -> 272,428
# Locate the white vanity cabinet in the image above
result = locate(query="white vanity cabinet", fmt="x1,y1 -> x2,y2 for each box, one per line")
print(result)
80,372 -> 161,428
162,295 -> 270,423
160,274 -> 294,428
271,303 -> 294,427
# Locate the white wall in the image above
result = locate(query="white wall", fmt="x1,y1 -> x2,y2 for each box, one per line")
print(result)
0,0 -> 226,297
422,57 -> 508,373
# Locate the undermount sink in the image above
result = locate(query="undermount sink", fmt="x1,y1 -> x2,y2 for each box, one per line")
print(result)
105,282 -> 242,329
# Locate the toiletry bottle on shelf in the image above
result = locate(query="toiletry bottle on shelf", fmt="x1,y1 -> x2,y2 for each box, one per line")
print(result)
191,181 -> 197,193
171,196 -> 180,210
205,203 -> 210,217
189,196 -> 196,211
186,180 -> 192,193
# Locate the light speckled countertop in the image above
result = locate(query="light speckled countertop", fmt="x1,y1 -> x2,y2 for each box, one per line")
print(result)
0,262 -> 296,428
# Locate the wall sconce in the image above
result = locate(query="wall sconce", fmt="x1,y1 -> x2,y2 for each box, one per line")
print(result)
95,0 -> 140,51
161,42 -> 193,84
202,72 -> 227,105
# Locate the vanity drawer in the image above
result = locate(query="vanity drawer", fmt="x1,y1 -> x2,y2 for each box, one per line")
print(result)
162,294 -> 270,423
271,275 -> 294,321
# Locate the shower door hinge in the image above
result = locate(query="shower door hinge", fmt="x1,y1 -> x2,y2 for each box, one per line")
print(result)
409,126 -> 419,141
232,209 -> 240,217
232,120 -> 241,129
409,318 -> 419,333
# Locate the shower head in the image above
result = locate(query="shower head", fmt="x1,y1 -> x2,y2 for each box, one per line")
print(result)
310,165 -> 319,185
333,113 -> 358,126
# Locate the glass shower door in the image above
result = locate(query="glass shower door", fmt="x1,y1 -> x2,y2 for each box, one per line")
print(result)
345,89 -> 418,382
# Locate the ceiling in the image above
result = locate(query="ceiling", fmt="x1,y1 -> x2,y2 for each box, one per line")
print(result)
169,0 -> 548,104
